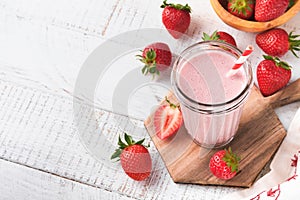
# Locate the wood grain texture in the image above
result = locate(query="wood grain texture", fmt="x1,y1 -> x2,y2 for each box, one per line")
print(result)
144,82 -> 300,187
266,79 -> 300,109
0,159 -> 132,200
0,79 -> 238,199
0,1 -> 244,199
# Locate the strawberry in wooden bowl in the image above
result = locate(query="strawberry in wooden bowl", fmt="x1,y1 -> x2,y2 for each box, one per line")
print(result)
210,0 -> 300,32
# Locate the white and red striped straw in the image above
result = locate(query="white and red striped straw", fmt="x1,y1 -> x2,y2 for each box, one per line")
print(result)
227,45 -> 253,76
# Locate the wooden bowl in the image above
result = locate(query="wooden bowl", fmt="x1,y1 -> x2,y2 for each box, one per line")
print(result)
210,0 -> 300,32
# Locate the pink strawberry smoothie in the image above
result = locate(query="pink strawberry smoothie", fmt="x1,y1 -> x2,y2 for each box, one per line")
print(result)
178,50 -> 247,147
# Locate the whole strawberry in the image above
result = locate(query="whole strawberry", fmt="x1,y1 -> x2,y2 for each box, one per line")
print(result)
209,147 -> 240,180
227,0 -> 254,20
111,133 -> 152,181
154,97 -> 183,140
255,0 -> 289,22
257,55 -> 292,96
161,0 -> 191,39
256,28 -> 300,58
202,30 -> 237,47
137,42 -> 172,76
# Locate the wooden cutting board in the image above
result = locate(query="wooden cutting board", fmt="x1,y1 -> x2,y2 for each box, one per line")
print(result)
144,79 -> 300,187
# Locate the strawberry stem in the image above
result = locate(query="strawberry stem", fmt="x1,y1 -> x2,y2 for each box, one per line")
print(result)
137,49 -> 160,77
202,30 -> 224,42
263,55 -> 292,70
228,0 -> 253,16
146,49 -> 156,62
222,147 -> 240,173
165,96 -> 180,109
160,0 -> 191,13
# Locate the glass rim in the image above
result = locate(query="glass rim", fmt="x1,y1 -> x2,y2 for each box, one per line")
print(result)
171,41 -> 254,111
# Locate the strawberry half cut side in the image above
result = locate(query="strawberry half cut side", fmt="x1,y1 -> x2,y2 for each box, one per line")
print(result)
154,97 -> 183,140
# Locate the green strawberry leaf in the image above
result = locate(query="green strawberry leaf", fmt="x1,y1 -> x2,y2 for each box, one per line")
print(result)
288,31 -> 300,58
202,30 -> 220,41
149,65 -> 157,74
124,133 -> 133,145
142,66 -> 148,75
118,135 -> 127,149
112,133 -> 149,162
288,0 -> 295,9
146,49 -> 156,61
263,55 -> 292,70
161,0 -> 191,13
222,147 -> 240,173
111,149 -> 122,160
263,55 -> 273,60
135,138 -> 145,145
278,60 -> 292,70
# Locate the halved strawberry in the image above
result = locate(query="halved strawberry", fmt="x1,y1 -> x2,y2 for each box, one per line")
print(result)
154,97 -> 183,140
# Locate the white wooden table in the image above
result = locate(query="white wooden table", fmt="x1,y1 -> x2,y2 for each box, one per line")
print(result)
0,0 -> 300,199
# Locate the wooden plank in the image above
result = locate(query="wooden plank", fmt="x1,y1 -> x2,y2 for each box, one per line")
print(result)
0,79 -> 238,199
0,159 -> 133,200
0,0 -> 299,118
